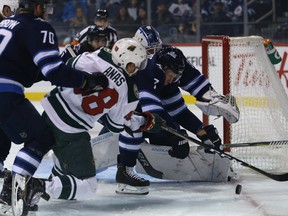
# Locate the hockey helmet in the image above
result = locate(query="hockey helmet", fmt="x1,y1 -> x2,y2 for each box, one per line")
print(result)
112,38 -> 147,75
156,47 -> 186,82
19,0 -> 53,14
0,0 -> 19,16
87,26 -> 108,42
95,9 -> 109,20
134,26 -> 162,56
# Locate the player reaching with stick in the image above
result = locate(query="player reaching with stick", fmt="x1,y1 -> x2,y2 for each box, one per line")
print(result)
112,26 -> 240,195
2,38 -> 164,215
0,0 -> 111,213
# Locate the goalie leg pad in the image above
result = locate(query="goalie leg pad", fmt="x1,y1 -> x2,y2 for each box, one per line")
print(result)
115,184 -> 149,195
196,94 -> 240,123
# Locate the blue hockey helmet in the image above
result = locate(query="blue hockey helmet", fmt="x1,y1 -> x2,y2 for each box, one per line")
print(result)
134,26 -> 162,56
156,47 -> 186,82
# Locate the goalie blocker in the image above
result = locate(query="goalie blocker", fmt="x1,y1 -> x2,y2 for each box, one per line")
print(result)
195,88 -> 240,123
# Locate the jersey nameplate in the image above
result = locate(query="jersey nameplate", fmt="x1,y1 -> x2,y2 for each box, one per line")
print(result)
0,20 -> 20,29
103,66 -> 125,87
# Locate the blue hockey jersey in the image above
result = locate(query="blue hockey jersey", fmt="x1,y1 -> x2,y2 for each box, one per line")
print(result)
0,13 -> 84,94
133,53 -> 211,134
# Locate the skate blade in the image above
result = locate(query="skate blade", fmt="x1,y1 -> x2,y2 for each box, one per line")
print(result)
115,183 -> 149,195
11,174 -> 27,216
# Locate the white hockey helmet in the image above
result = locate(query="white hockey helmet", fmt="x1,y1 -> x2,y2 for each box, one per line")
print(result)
112,38 -> 147,76
0,0 -> 19,17
134,25 -> 162,56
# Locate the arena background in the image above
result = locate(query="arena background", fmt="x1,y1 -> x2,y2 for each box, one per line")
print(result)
24,44 -> 288,104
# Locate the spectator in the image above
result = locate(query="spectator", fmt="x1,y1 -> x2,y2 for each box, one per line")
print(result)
49,0 -> 65,23
153,2 -> 174,35
100,0 -> 122,21
126,0 -> 140,21
201,0 -> 215,22
113,5 -> 134,25
77,0 -> 88,15
61,0 -> 76,22
168,0 -> 193,24
69,6 -> 88,29
87,0 -> 97,24
135,6 -> 148,26
204,0 -> 233,36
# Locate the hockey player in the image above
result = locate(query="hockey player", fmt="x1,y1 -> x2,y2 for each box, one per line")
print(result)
114,26 -> 240,195
5,38 -> 164,214
0,0 -> 18,21
133,25 -> 163,56
60,25 -> 108,62
71,9 -> 118,49
0,0 -> 109,212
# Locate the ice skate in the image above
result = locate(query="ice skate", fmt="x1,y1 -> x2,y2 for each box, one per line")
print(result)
115,165 -> 150,195
11,174 -> 49,216
24,177 -> 49,214
0,169 -> 12,215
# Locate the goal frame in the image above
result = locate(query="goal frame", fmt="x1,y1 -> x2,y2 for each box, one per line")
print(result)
202,35 -> 231,145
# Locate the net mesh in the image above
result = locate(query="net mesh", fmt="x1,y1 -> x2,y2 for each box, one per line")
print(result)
203,36 -> 288,171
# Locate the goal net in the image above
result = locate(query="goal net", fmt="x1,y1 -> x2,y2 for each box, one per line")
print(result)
202,35 -> 288,171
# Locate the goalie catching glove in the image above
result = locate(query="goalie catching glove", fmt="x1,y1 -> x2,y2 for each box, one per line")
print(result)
196,125 -> 222,153
195,88 -> 240,123
81,72 -> 109,93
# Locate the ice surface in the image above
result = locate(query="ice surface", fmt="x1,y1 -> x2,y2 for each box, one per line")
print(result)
1,103 -> 288,216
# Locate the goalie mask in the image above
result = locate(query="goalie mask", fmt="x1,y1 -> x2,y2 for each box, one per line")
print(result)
134,25 -> 162,56
111,38 -> 147,76
156,47 -> 186,82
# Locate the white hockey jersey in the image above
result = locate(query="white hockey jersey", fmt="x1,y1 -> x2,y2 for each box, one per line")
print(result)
41,48 -> 139,134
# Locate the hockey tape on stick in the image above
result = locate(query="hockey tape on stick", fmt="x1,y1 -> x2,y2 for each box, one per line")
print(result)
161,123 -> 288,182
222,140 -> 288,148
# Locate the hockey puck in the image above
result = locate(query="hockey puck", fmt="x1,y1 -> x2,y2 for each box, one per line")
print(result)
235,184 -> 242,195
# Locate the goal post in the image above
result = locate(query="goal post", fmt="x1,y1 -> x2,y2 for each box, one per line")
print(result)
201,35 -> 288,171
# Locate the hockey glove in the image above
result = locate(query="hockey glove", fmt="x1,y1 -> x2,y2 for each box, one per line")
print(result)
196,125 -> 222,153
168,129 -> 190,159
139,112 -> 164,133
195,88 -> 240,123
81,72 -> 109,93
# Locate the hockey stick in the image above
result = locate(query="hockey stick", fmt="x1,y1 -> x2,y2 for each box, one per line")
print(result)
222,140 -> 288,148
137,149 -> 164,179
161,124 -> 288,182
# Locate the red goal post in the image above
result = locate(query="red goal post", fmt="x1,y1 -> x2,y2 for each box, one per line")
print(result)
202,36 -> 231,145
201,35 -> 288,171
